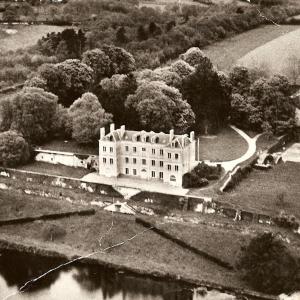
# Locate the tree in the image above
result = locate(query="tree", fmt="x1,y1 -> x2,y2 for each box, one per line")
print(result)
24,76 -> 47,90
6,88 -> 58,144
102,45 -> 136,75
3,5 -> 19,22
38,60 -> 93,106
237,232 -> 300,295
68,93 -> 113,144
0,130 -> 30,167
182,56 -> 232,133
116,26 -> 128,44
126,81 -> 195,133
179,47 -> 207,67
137,25 -> 148,41
82,49 -> 111,83
170,60 -> 195,79
99,73 -> 137,127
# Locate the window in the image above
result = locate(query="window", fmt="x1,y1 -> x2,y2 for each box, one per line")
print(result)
133,147 -> 137,152
151,160 -> 155,166
136,135 -> 141,142
142,159 -> 146,165
175,165 -> 179,171
125,146 -> 129,152
110,158 -> 113,164
152,149 -> 155,155
103,146 -> 106,152
167,164 -> 171,171
103,158 -> 106,163
125,157 -> 129,163
160,149 -> 163,156
160,161 -> 163,167
133,169 -> 137,175
110,147 -> 113,153
133,158 -> 137,164
168,153 -> 171,159
146,136 -> 150,142
170,175 -> 176,182
109,135 -> 113,141
175,153 -> 179,159
125,168 -> 129,175
151,171 -> 155,178
142,148 -> 146,152
159,172 -> 163,179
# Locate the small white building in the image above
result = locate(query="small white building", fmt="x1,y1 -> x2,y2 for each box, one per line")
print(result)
98,124 -> 196,187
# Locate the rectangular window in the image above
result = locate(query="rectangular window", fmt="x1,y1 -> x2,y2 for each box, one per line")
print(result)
125,157 -> 129,163
152,149 -> 155,155
167,164 -> 171,171
175,165 -> 179,171
133,158 -> 137,164
125,168 -> 129,175
159,172 -> 163,179
151,171 -> 155,178
103,146 -> 106,152
175,153 -> 179,159
168,153 -> 171,159
160,161 -> 163,167
142,148 -> 146,151
133,169 -> 137,175
133,147 -> 137,152
142,159 -> 146,165
160,149 -> 163,156
125,146 -> 129,151
110,158 -> 113,165
103,158 -> 106,163
151,160 -> 155,166
110,147 -> 113,153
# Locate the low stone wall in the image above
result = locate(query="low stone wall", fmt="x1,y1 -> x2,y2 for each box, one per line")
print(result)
267,134 -> 293,154
0,167 -> 122,199
0,209 -> 95,226
0,83 -> 24,95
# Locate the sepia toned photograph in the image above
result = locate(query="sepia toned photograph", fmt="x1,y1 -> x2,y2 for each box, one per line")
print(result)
0,0 -> 299,299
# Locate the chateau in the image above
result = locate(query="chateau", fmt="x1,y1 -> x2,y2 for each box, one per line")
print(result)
99,124 -> 196,187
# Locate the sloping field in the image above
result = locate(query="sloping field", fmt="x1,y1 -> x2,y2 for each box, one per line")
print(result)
0,25 -> 68,52
236,27 -> 300,80
204,25 -> 300,71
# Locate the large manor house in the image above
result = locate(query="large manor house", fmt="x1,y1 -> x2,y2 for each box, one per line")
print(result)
98,124 -> 196,187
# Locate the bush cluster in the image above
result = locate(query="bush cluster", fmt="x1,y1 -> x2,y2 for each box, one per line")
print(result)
273,213 -> 300,231
182,162 -> 221,188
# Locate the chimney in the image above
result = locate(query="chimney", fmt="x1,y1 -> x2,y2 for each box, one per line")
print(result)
120,125 -> 125,138
169,129 -> 174,143
190,131 -> 195,141
182,134 -> 187,146
110,123 -> 115,133
100,127 -> 105,139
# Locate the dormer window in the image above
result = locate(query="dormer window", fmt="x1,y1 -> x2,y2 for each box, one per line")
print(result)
155,137 -> 159,143
136,135 -> 141,142
109,135 -> 113,141
146,136 -> 150,143
174,141 -> 179,148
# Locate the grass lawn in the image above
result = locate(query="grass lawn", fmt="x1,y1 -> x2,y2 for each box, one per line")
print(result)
0,190 -> 76,220
0,208 -> 244,290
39,139 -> 98,155
17,161 -> 92,179
197,127 -> 248,162
0,25 -> 68,52
236,27 -> 300,81
203,25 -> 300,71
218,162 -> 300,219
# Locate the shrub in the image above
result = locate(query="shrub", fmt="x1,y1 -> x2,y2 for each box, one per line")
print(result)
273,212 -> 299,231
0,130 -> 30,167
42,224 -> 67,242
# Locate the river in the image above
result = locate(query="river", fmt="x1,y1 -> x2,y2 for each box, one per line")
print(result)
0,250 -> 237,300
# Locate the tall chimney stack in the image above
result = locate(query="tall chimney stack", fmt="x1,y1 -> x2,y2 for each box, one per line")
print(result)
190,131 -> 195,141
110,123 -> 115,133
100,127 -> 105,139
169,129 -> 174,143
120,125 -> 125,138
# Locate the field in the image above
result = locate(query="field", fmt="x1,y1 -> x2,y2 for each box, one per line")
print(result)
197,127 -> 248,161
0,25 -> 68,52
236,27 -> 300,81
203,25 -> 300,71
219,162 -> 300,219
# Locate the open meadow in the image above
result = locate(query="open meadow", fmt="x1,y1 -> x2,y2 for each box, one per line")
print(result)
236,27 -> 300,81
203,24 -> 300,71
0,25 -> 68,52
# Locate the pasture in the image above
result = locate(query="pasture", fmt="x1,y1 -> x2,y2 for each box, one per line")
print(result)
236,27 -> 300,82
0,24 -> 68,52
203,24 -> 300,71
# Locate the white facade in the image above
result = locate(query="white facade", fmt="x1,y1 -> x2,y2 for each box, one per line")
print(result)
98,124 -> 196,187
35,149 -> 99,170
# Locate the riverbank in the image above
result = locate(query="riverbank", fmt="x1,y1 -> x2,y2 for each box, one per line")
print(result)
0,205 -> 279,300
